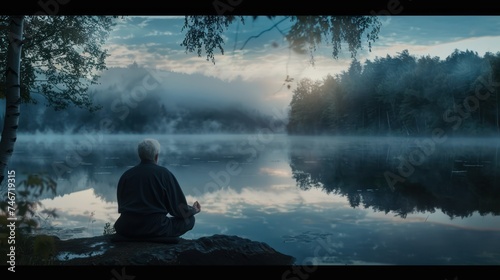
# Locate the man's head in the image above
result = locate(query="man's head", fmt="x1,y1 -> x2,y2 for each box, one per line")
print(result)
138,138 -> 161,163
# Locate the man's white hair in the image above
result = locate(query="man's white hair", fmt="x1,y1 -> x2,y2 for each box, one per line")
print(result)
138,138 -> 161,161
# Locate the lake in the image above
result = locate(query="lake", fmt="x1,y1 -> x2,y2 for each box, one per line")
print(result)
6,133 -> 500,265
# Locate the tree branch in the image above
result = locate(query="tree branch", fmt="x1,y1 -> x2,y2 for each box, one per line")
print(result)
239,16 -> 290,50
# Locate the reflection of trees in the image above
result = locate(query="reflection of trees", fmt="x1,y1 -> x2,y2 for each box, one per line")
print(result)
11,135 -> 258,201
289,137 -> 500,219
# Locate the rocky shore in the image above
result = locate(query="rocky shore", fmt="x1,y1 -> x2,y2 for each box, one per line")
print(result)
50,233 -> 295,266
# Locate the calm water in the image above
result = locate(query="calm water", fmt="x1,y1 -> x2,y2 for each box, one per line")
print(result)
6,133 -> 500,265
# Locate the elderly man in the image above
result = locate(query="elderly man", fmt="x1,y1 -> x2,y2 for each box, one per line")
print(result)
113,138 -> 201,239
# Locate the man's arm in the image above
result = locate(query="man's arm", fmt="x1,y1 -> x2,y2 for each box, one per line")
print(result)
164,170 -> 199,218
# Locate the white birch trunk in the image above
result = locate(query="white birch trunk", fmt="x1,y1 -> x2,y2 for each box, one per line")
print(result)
0,16 -> 24,185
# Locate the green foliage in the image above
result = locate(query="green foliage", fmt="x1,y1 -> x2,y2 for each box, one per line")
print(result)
0,233 -> 57,265
0,173 -> 59,265
287,49 -> 500,136
0,15 -> 116,112
19,173 -> 57,198
103,222 -> 116,235
33,235 -> 56,264
182,15 -> 244,64
181,15 -> 381,65
0,173 -> 58,233
285,16 -> 381,65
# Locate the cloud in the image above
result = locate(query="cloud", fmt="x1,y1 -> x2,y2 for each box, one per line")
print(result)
145,30 -> 174,37
101,15 -> 500,118
186,183 -> 350,216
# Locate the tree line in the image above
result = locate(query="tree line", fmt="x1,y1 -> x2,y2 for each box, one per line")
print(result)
286,49 -> 500,137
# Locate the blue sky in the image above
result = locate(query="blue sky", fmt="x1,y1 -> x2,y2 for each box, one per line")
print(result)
96,15 -> 500,115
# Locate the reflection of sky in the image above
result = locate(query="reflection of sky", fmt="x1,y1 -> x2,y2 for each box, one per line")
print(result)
38,188 -> 120,239
37,173 -> 500,265
12,134 -> 500,265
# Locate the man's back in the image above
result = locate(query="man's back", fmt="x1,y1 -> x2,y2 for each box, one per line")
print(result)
113,138 -> 200,238
117,159 -> 188,218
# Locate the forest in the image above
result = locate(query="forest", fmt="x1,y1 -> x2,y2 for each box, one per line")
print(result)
11,65 -> 283,135
7,49 -> 500,137
286,49 -> 500,137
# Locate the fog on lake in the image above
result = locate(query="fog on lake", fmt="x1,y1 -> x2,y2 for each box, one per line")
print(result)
7,133 -> 500,265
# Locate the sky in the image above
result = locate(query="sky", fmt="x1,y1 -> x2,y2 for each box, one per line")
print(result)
93,15 -> 500,115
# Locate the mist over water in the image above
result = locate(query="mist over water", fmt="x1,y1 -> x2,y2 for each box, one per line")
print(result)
3,41 -> 500,265
8,65 -> 289,136
2,15 -> 500,267
8,132 -> 500,265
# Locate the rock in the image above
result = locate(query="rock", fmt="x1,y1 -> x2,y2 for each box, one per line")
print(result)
50,234 -> 296,266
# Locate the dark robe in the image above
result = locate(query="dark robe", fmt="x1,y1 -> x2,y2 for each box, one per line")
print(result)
114,159 -> 196,238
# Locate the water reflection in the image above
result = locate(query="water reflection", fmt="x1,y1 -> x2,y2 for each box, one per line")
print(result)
288,136 -> 500,219
6,133 -> 500,265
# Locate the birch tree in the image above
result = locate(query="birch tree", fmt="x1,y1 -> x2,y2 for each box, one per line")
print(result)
0,15 -> 116,185
0,16 -> 24,186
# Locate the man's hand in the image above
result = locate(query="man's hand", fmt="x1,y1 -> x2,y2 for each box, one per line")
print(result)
192,201 -> 201,214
